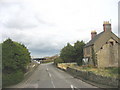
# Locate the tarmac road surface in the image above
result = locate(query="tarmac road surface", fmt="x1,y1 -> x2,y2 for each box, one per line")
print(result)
9,63 -> 97,88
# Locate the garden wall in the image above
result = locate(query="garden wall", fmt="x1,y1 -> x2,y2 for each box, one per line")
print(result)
66,67 -> 119,87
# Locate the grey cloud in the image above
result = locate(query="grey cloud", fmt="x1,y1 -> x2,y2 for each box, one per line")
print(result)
0,2 -> 44,29
29,47 -> 59,57
2,31 -> 62,57
3,21 -> 38,29
26,42 -> 61,57
27,40 -> 61,57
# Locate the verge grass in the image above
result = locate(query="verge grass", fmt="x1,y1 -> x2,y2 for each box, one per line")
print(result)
58,63 -> 119,78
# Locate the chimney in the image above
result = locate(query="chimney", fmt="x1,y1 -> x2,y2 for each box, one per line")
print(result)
91,30 -> 97,39
103,21 -> 111,32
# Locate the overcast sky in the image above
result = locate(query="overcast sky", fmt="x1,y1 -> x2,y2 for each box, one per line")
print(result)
0,0 -> 119,58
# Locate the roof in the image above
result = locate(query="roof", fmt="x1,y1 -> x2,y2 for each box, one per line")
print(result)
84,31 -> 104,48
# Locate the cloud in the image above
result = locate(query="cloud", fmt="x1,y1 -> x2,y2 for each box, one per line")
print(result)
0,0 -> 119,57
1,28 -> 65,57
1,25 -> 91,57
0,2 -> 40,29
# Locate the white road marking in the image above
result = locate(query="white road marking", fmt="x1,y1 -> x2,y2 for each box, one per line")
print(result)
51,80 -> 55,88
48,72 -> 52,77
49,72 -> 55,88
71,85 -> 74,90
70,85 -> 80,90
47,67 -> 55,88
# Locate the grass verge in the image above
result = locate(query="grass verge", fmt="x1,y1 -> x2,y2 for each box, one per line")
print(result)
58,63 -> 119,78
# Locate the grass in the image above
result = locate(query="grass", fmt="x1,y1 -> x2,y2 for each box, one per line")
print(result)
57,63 -> 77,70
76,67 -> 119,78
58,63 -> 119,78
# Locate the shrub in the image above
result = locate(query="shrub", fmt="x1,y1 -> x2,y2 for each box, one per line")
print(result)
2,70 -> 24,87
2,38 -> 31,87
54,57 -> 64,65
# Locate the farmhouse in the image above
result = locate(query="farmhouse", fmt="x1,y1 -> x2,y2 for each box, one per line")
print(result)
83,21 -> 120,68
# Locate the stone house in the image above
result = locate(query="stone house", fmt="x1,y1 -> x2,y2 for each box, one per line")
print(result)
83,21 -> 120,68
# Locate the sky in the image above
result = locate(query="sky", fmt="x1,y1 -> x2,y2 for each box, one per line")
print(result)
0,0 -> 119,58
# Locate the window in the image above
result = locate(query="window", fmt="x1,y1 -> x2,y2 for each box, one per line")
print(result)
110,41 -> 113,46
116,41 -> 118,43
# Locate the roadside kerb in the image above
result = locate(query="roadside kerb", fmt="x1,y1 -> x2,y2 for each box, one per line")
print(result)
24,63 -> 39,80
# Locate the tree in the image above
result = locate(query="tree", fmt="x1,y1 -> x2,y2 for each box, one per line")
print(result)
74,41 -> 85,65
60,43 -> 76,63
2,38 -> 31,86
60,41 -> 85,64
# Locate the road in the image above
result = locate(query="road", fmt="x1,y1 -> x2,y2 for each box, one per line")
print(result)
10,63 -> 97,88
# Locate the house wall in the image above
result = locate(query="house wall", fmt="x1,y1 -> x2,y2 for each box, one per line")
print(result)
97,38 -> 119,68
84,31 -> 120,68
94,31 -> 111,53
97,41 -> 110,67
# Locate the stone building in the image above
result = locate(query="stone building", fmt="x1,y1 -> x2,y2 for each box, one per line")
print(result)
83,21 -> 120,68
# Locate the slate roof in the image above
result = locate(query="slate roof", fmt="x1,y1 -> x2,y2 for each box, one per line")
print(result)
84,31 -> 104,48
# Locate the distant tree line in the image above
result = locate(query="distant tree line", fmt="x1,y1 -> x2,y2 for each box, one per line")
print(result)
54,41 -> 85,65
2,38 -> 31,87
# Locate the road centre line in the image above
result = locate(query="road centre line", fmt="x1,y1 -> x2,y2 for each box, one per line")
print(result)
48,72 -> 55,88
51,80 -> 55,88
71,84 -> 74,90
65,79 -> 79,89
48,72 -> 52,77
71,84 -> 80,90
46,67 -> 55,88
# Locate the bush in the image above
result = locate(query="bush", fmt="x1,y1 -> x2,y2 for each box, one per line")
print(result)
41,59 -> 54,64
2,38 -> 31,87
54,57 -> 64,65
2,70 -> 24,87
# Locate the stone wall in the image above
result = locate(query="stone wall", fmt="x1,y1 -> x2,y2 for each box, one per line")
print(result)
97,38 -> 119,68
66,67 -> 119,87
